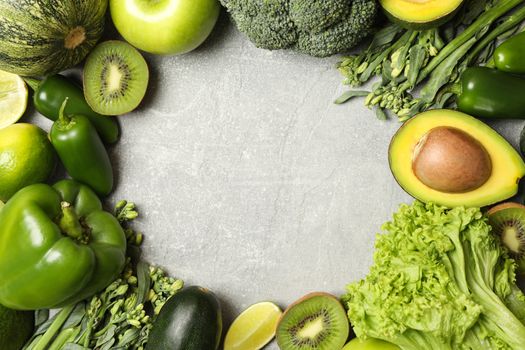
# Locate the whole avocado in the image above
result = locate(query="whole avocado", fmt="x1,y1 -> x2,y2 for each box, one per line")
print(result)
220,0 -> 379,57
146,286 -> 222,350
0,304 -> 34,350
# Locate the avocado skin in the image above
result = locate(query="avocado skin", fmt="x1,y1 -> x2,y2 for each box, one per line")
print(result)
0,304 -> 34,350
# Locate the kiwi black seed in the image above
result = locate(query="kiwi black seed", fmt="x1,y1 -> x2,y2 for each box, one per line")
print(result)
488,202 -> 525,273
277,292 -> 349,350
83,40 -> 149,116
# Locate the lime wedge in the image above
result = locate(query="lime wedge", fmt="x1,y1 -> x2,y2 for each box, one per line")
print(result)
0,70 -> 27,129
224,302 -> 282,350
0,200 -> 3,210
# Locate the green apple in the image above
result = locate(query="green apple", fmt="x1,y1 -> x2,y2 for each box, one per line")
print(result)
110,0 -> 220,55
343,338 -> 401,350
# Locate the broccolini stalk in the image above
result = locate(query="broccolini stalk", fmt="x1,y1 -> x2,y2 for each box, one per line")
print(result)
344,202 -> 525,350
336,0 -> 525,121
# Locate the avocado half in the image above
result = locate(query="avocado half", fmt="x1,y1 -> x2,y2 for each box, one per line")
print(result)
379,0 -> 464,30
389,109 -> 525,208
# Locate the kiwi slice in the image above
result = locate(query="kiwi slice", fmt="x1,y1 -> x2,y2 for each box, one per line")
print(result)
488,202 -> 525,273
83,40 -> 149,116
277,292 -> 349,350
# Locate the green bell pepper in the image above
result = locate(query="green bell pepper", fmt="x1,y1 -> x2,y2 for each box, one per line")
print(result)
495,31 -> 525,74
456,67 -> 525,119
0,180 -> 126,310
26,75 -> 120,144
50,99 -> 114,196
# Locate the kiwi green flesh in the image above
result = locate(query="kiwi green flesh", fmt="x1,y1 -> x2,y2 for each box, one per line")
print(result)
488,206 -> 525,256
277,294 -> 349,350
84,41 -> 149,116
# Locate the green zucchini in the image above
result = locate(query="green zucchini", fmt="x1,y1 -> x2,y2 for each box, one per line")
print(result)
0,304 -> 34,350
146,286 -> 222,350
0,0 -> 107,76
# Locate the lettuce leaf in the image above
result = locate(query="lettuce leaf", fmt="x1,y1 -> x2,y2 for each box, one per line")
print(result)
344,202 -> 525,350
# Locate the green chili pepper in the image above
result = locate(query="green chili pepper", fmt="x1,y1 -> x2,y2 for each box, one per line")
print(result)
26,75 -> 119,144
50,99 -> 114,196
455,67 -> 525,119
495,31 -> 525,74
0,180 -> 126,310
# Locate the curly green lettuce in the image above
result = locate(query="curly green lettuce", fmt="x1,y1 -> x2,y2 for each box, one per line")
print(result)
343,202 -> 525,350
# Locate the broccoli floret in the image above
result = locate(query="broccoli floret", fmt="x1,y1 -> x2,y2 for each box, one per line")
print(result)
220,0 -> 379,57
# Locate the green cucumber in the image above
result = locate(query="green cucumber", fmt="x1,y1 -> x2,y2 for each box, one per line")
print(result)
146,286 -> 222,350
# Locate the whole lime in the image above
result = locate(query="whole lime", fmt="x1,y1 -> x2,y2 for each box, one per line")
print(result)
0,304 -> 34,350
0,124 -> 56,201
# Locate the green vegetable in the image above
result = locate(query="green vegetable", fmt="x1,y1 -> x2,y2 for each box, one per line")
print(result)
50,99 -> 114,196
344,201 -> 525,349
220,0 -> 378,57
146,286 -> 222,350
456,67 -> 525,119
337,0 -> 525,121
26,75 -> 119,144
0,180 -> 126,310
495,31 -> 525,73
24,262 -> 183,350
23,201 -> 184,350
0,0 -> 108,76
0,304 -> 34,350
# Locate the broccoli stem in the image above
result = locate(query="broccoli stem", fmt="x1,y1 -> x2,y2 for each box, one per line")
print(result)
32,305 -> 75,350
466,4 -> 525,64
414,0 -> 524,86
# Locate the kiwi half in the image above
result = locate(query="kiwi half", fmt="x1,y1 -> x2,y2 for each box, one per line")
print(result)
277,292 -> 349,350
488,202 -> 525,273
83,40 -> 149,116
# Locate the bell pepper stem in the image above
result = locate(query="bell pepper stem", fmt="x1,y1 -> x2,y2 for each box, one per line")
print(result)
58,202 -> 85,241
32,304 -> 75,350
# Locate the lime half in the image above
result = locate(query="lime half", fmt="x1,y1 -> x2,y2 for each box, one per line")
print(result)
225,302 -> 282,350
0,70 -> 27,129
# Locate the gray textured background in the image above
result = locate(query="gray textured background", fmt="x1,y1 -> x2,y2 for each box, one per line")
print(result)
28,14 -> 525,349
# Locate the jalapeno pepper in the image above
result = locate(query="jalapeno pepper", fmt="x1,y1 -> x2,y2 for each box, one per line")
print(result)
456,67 -> 525,119
26,75 -> 119,144
50,99 -> 114,196
495,31 -> 525,74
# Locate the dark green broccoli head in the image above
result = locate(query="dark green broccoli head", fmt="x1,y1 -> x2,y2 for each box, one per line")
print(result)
220,0 -> 379,57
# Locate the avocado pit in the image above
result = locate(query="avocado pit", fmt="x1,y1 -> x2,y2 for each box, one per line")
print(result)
412,126 -> 492,193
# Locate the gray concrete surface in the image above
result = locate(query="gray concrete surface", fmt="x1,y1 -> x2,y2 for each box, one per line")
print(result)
28,15 -> 525,349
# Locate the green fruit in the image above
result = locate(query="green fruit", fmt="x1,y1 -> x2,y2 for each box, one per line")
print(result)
277,292 -> 349,350
0,124 -> 56,201
0,304 -> 34,350
83,41 -> 149,116
389,109 -> 525,208
0,0 -> 108,76
488,203 -> 525,274
110,0 -> 220,55
379,0 -> 464,30
146,286 -> 222,350
343,338 -> 400,350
